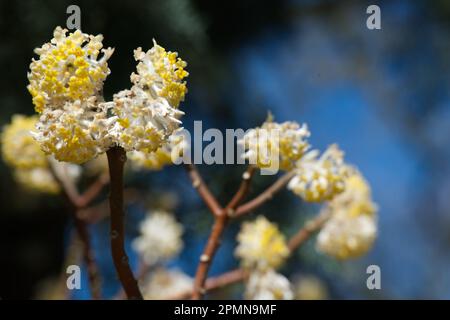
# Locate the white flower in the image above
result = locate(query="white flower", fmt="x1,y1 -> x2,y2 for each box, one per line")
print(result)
128,130 -> 188,170
27,26 -> 114,113
141,268 -> 193,300
14,167 -> 60,194
288,144 -> 348,202
131,42 -> 188,109
316,214 -> 377,260
33,97 -> 115,164
239,116 -> 310,171
132,211 -> 183,266
316,168 -> 378,259
292,275 -> 328,300
235,216 -> 289,271
245,269 -> 293,300
107,86 -> 184,153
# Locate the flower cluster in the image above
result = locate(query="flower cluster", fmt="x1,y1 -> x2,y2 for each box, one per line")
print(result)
27,27 -> 114,164
33,97 -> 115,164
130,43 -> 188,109
239,115 -> 310,171
1,115 -> 59,193
235,216 -> 293,300
288,144 -> 348,202
132,211 -> 184,266
292,274 -> 328,300
28,28 -> 188,165
245,269 -> 293,300
141,268 -> 193,300
316,168 -> 378,259
1,115 -> 47,169
128,132 -> 187,170
106,42 -> 187,155
27,27 -> 114,113
235,216 -> 289,270
14,167 -> 60,194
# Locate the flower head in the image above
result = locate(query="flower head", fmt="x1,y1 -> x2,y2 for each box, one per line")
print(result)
293,275 -> 328,300
141,268 -> 193,300
235,216 -> 289,270
107,41 -> 188,154
131,41 -> 188,108
288,144 -> 348,202
239,116 -> 310,171
245,269 -> 293,300
132,211 -> 183,266
1,115 -> 47,169
128,132 -> 187,170
316,168 -> 378,259
14,167 -> 60,194
33,97 -> 114,164
28,27 -> 114,113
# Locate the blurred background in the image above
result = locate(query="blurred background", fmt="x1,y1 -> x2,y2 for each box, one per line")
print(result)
1,0 -> 450,299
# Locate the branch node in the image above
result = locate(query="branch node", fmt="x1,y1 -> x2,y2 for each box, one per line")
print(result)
242,171 -> 251,180
200,254 -> 210,263
226,208 -> 236,218
192,179 -> 201,188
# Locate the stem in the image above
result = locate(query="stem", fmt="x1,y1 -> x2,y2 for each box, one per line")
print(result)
185,164 -> 222,216
106,146 -> 143,300
287,211 -> 330,251
234,170 -> 295,218
178,212 -> 328,299
49,161 -> 103,299
192,166 -> 255,299
192,214 -> 228,299
73,211 -> 102,299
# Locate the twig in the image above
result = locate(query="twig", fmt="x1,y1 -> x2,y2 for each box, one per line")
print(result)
184,164 -> 222,216
192,166 -> 255,299
72,210 -> 102,299
107,146 -> 143,300
288,211 -> 330,250
234,171 -> 296,218
174,212 -> 329,299
49,161 -> 103,299
114,260 -> 151,300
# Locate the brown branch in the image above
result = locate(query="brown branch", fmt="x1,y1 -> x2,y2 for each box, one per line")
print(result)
192,214 -> 227,299
288,211 -> 330,251
76,173 -> 110,208
49,162 -> 103,299
184,164 -> 222,216
72,210 -> 102,299
114,260 -> 151,300
176,212 -> 328,299
107,146 -> 143,300
192,166 -> 255,299
234,170 -> 296,218
226,166 -> 256,213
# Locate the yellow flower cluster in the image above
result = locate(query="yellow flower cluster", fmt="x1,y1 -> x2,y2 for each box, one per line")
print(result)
131,42 -> 188,108
108,42 -> 188,154
235,216 -> 289,270
1,115 -> 47,169
239,115 -> 310,171
27,27 -> 189,165
245,269 -> 293,300
128,133 -> 186,170
141,268 -> 193,300
28,27 -> 113,113
33,98 -> 114,164
316,168 -> 377,259
14,168 -> 60,194
132,211 -> 184,266
288,144 -> 348,202
1,115 -> 60,194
